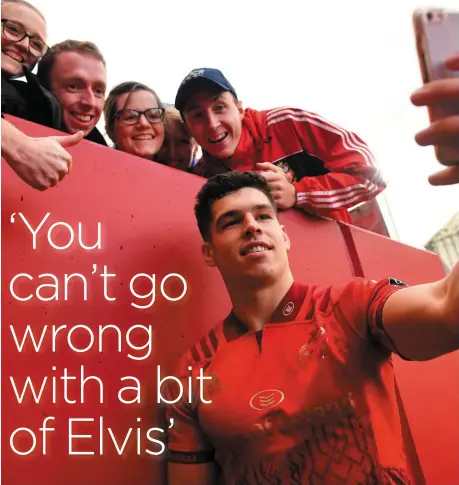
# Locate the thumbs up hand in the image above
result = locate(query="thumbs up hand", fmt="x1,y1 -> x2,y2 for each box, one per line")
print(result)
2,122 -> 84,191
50,130 -> 84,150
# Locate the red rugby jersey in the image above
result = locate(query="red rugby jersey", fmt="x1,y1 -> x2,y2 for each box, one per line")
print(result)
165,278 -> 412,485
193,107 -> 386,224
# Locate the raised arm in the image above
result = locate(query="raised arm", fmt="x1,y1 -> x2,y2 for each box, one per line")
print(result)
381,262 -> 459,361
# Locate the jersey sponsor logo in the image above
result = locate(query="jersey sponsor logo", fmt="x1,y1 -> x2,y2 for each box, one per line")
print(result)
248,392 -> 357,439
283,301 -> 294,316
249,389 -> 285,411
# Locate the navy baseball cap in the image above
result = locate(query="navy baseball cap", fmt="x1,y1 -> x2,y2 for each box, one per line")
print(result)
175,68 -> 237,112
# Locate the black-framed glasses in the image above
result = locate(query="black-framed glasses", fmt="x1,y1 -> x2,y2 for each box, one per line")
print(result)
115,108 -> 165,125
1,19 -> 48,57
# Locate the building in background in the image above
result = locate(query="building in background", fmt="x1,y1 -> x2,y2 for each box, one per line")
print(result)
424,212 -> 459,274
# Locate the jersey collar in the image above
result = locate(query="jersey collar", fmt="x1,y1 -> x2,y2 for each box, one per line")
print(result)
223,281 -> 308,341
227,122 -> 258,171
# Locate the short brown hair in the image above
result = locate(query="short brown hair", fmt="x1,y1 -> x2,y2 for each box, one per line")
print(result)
194,171 -> 277,242
37,39 -> 106,91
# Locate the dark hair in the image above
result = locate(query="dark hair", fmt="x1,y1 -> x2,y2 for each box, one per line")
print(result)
103,81 -> 164,145
37,39 -> 106,90
194,171 -> 277,242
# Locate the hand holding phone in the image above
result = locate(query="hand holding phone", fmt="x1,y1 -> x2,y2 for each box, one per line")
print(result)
412,9 -> 459,185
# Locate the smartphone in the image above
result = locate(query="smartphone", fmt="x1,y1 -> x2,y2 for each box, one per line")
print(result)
413,8 -> 459,164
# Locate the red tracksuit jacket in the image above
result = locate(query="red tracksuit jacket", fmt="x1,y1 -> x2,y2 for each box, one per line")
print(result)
194,107 -> 386,223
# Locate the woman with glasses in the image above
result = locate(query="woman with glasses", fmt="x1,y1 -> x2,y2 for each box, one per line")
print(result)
104,82 -> 165,161
1,0 -> 47,77
1,0 -> 81,193
1,0 -> 62,129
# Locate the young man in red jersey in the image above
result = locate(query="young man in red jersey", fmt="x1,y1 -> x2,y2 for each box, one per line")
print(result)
175,68 -> 386,224
165,170 -> 459,485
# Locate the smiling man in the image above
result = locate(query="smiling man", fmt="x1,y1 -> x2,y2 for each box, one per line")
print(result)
165,171 -> 459,485
37,39 -> 107,145
175,68 -> 386,224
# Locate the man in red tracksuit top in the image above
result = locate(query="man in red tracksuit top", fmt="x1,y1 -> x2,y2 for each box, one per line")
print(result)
174,68 -> 386,224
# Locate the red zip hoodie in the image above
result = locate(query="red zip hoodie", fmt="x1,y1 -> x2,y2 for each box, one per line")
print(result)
194,107 -> 386,224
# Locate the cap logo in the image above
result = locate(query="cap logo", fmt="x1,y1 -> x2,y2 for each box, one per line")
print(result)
181,69 -> 205,86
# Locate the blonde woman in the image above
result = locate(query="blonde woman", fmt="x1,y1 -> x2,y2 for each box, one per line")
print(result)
156,106 -> 199,172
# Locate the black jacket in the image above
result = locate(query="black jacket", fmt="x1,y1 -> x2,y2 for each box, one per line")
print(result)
2,65 -> 107,146
2,65 -> 63,129
84,126 -> 107,146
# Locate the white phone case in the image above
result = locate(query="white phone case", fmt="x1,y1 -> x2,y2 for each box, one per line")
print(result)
413,8 -> 459,164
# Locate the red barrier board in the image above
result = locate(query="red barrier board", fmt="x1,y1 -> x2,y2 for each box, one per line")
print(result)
348,226 -> 459,485
1,117 -> 456,485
